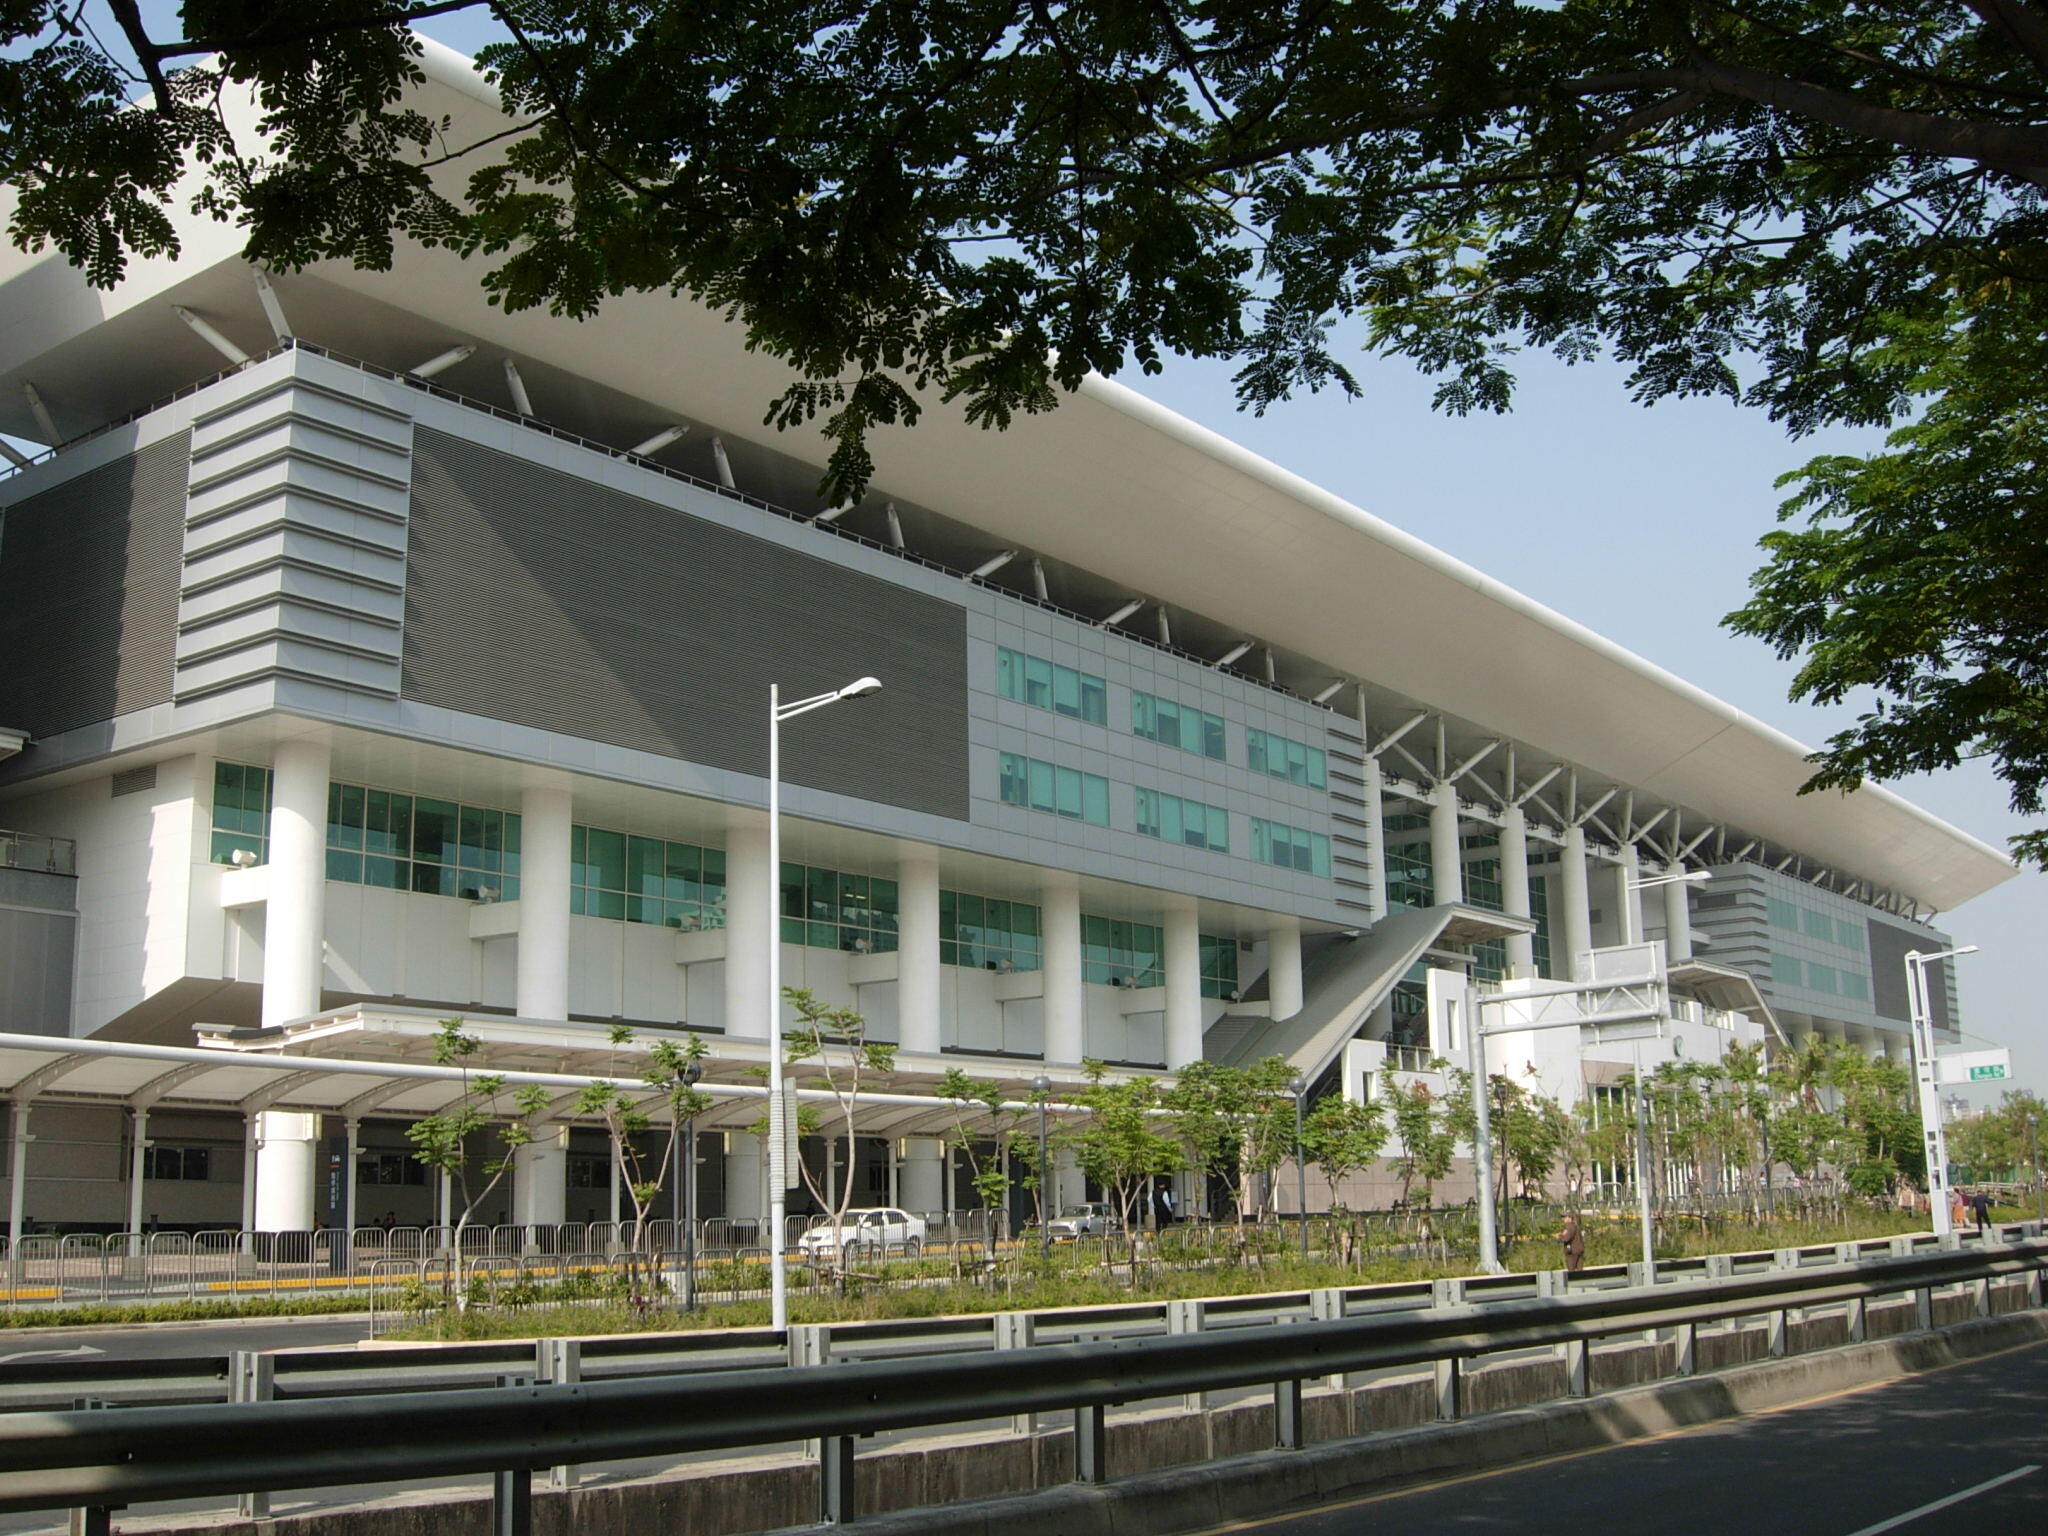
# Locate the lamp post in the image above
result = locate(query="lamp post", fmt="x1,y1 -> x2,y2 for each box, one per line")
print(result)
680,1058 -> 702,1310
1618,867 -> 1710,1272
1032,1073 -> 1052,1264
1290,1074 -> 1309,1260
767,676 -> 883,1332
1904,945 -> 1979,1238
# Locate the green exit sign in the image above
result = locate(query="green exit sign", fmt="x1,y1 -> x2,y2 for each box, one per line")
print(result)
1969,1064 -> 2009,1081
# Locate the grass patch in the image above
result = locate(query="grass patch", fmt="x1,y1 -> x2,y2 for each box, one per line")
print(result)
389,1206 -> 1938,1342
0,1295 -> 368,1330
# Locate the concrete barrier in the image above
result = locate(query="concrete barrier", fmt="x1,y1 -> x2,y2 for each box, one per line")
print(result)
115,1297 -> 2048,1536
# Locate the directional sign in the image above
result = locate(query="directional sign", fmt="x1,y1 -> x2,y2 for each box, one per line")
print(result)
1937,1048 -> 2012,1086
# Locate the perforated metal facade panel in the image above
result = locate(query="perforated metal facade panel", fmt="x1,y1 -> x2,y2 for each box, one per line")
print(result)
0,435 -> 187,736
403,430 -> 970,819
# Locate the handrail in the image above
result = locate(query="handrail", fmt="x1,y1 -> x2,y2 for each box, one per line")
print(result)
0,1239 -> 2038,1518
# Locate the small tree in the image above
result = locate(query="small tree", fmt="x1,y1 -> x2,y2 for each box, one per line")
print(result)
1067,1060 -> 1184,1250
574,1025 -> 712,1251
1381,1066 -> 1456,1208
774,988 -> 896,1245
1301,1094 -> 1388,1211
938,1066 -> 1021,1255
407,1018 -> 550,1260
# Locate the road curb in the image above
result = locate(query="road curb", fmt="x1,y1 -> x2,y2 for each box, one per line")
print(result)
840,1310 -> 2048,1536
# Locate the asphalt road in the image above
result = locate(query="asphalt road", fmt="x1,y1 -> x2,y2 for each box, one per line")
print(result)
0,1314 -> 371,1363
1204,1338 -> 2048,1536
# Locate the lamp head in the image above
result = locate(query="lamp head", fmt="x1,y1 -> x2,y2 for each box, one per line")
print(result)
680,1060 -> 702,1087
1031,1073 -> 1052,1094
837,676 -> 883,700
1289,1074 -> 1307,1097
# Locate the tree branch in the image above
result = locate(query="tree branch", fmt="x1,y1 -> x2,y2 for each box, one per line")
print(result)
1961,0 -> 2048,77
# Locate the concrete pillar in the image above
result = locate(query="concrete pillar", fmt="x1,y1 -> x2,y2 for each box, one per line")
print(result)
725,1135 -> 765,1228
1042,874 -> 1083,1064
517,781 -> 573,1021
255,736 -> 329,1232
1267,920 -> 1303,1020
1429,781 -> 1464,906
898,1138 -> 944,1215
342,1119 -> 360,1237
1618,843 -> 1643,946
1663,864 -> 1695,963
127,1106 -> 148,1236
240,1114 -> 258,1235
1361,751 -> 1389,922
1560,825 -> 1593,981
1499,805 -> 1535,978
724,819 -> 774,1043
7,1102 -> 28,1249
513,1125 -> 568,1230
1054,1148 -> 1084,1212
897,848 -> 941,1055
1163,897 -> 1204,1067
886,1140 -> 900,1207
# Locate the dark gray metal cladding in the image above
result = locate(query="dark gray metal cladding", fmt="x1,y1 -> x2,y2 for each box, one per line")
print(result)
402,428 -> 971,821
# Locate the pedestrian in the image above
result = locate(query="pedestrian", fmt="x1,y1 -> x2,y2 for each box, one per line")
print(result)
1972,1189 -> 1993,1231
1559,1208 -> 1586,1274
1949,1188 -> 1969,1230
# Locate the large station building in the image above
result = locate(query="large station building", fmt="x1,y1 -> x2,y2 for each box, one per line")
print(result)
0,40 -> 2014,1236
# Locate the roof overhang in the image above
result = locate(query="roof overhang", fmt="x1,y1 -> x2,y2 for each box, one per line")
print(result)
1668,959 -> 1783,1041
0,1012 -> 1108,1139
0,37 -> 2014,915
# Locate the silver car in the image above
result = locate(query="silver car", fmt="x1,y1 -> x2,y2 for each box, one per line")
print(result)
1045,1202 -> 1122,1240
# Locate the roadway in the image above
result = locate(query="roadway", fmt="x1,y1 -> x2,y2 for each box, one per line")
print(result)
0,1314 -> 371,1363
1208,1338 -> 2048,1535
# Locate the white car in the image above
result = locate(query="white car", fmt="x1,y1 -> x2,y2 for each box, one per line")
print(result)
797,1207 -> 927,1258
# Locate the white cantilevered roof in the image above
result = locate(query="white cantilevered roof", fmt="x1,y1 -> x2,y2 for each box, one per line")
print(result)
0,1009 -> 1090,1139
0,37 -> 2014,914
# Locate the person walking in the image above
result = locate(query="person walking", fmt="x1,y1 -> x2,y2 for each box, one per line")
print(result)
1560,1208 -> 1586,1274
1972,1189 -> 1994,1231
1950,1187 -> 1969,1231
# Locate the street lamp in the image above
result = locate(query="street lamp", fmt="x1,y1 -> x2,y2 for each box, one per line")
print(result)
1290,1074 -> 1309,1260
767,676 -> 883,1332
2030,1114 -> 2043,1225
680,1058 -> 702,1310
1617,868 -> 1710,1271
1905,945 -> 1979,1238
1031,1073 -> 1052,1263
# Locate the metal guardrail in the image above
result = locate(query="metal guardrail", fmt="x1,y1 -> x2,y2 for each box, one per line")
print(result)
0,1232 -> 2040,1531
0,1227 -> 1995,1415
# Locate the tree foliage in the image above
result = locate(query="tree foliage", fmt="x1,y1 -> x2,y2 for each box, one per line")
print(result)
574,1024 -> 710,1249
12,0 -> 2048,846
406,1016 -> 549,1245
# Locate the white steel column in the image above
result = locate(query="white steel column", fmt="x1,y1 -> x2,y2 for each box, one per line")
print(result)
1560,824 -> 1593,981
724,820 -> 774,1043
1429,781 -> 1464,906
1267,920 -> 1303,1020
1662,865 -> 1695,962
512,1125 -> 567,1230
256,736 -> 328,1231
1041,874 -> 1083,1064
126,1106 -> 149,1235
1163,897 -> 1203,1068
897,848 -> 942,1056
7,1103 -> 28,1249
517,780 -> 573,1021
1499,804 -> 1535,978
